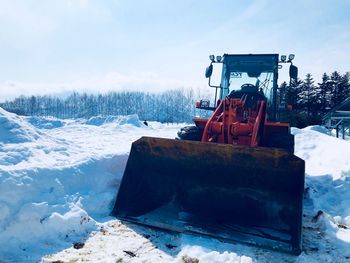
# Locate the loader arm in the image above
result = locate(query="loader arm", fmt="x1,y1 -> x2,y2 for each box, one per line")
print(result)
201,92 -> 267,147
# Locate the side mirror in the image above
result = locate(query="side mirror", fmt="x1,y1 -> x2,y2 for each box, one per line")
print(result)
205,64 -> 213,78
289,64 -> 298,79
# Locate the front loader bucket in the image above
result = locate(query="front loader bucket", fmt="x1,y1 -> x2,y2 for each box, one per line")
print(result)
112,137 -> 305,254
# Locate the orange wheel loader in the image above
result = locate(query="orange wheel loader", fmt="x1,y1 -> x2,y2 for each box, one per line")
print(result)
111,54 -> 305,254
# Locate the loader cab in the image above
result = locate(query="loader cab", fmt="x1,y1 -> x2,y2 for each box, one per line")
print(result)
220,54 -> 279,100
205,53 -> 298,120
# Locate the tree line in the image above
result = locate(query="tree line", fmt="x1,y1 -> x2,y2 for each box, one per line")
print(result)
1,71 -> 349,127
277,71 -> 350,127
0,89 -> 207,123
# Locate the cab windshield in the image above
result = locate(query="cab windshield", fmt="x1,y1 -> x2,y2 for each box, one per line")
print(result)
228,71 -> 274,100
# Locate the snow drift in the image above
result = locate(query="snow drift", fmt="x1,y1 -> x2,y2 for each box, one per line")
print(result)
292,126 -> 350,179
27,116 -> 64,129
85,114 -> 144,127
0,109 -> 181,262
0,107 -> 40,143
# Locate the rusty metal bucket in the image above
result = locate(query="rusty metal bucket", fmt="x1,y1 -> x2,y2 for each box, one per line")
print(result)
111,136 -> 305,254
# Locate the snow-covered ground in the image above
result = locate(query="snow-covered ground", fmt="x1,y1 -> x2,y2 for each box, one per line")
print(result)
329,128 -> 350,141
0,107 -> 350,262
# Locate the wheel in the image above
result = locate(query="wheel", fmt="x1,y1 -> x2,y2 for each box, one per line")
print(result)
266,132 -> 294,154
177,126 -> 203,141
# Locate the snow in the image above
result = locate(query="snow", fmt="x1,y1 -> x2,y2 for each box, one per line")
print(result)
0,108 -> 349,262
27,116 -> 64,129
0,108 -> 40,143
292,126 -> 350,179
85,114 -> 143,127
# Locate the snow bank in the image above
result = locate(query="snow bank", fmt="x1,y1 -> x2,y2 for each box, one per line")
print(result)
1,202 -> 96,260
292,125 -> 350,179
28,116 -> 64,129
292,125 -> 350,259
85,115 -> 109,126
0,155 -> 126,262
85,114 -> 144,127
302,125 -> 330,135
0,109 -> 181,262
0,107 -> 40,143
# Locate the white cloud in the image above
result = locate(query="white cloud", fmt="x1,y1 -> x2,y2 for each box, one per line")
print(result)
0,71 -> 205,101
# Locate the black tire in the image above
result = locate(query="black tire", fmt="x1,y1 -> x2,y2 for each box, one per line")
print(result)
177,126 -> 203,141
266,132 -> 295,154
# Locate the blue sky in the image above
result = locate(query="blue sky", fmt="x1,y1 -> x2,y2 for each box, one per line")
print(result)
0,0 -> 349,100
